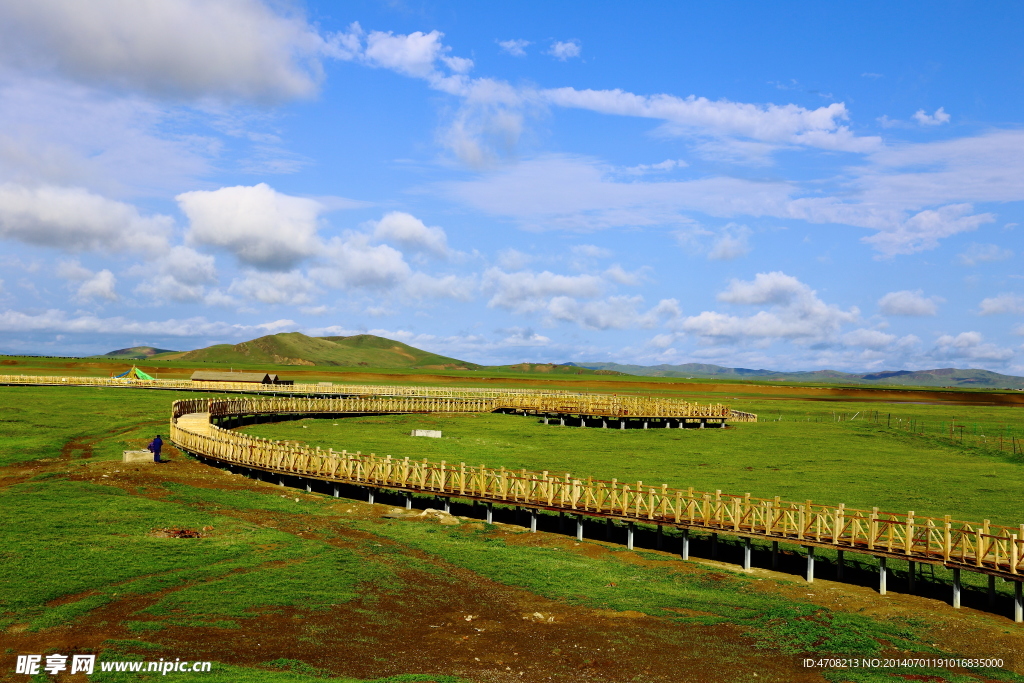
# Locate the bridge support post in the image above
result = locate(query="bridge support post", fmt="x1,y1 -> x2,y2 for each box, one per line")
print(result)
681,529 -> 690,560
278,476 -> 285,486
576,516 -> 584,541
720,422 -> 726,428
530,510 -> 537,533
772,541 -> 779,569
486,502 -> 493,524
656,524 -> 663,550
1015,581 -> 1023,623
711,533 -> 718,559
405,494 -> 413,510
443,497 -> 451,514
643,421 -> 648,429
305,481 -> 312,493
879,557 -> 887,595
700,422 -> 705,429
908,561 -> 915,592
605,518 -> 613,541
332,485 -> 339,498
837,550 -> 844,579
627,522 -> 635,550
559,511 -> 566,532
952,568 -> 962,608
367,488 -> 375,505
560,417 -> 565,427
665,421 -> 670,429
620,420 -> 625,430
806,546 -> 815,583
988,575 -> 996,607
602,420 -> 607,428
544,416 -> 549,425
743,537 -> 752,571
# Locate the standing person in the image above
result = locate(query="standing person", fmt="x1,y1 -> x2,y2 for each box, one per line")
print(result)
148,435 -> 164,463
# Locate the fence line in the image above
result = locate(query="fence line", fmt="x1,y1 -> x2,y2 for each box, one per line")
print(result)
170,397 -> 1024,588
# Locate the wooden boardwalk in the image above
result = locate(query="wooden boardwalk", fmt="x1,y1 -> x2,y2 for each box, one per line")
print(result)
169,396 -> 1024,621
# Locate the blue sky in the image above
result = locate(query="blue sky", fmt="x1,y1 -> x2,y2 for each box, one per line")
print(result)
0,0 -> 1022,372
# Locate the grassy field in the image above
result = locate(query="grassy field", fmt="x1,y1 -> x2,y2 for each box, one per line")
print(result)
2,381 -> 1024,682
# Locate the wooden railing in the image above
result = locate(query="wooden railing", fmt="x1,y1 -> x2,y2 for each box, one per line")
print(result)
170,397 -> 1024,580
2,374 -> 746,420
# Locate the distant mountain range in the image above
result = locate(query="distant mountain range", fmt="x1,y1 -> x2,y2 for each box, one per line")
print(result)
565,362 -> 1024,389
92,333 -> 1024,388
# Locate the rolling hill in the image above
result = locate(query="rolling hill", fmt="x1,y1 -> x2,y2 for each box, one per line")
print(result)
95,346 -> 179,360
174,332 -> 480,369
567,362 -> 1024,389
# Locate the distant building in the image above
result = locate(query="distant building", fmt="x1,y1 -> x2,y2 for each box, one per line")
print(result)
190,371 -> 292,385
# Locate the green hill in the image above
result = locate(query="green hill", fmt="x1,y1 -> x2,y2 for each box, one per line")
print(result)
177,332 -> 480,369
95,346 -> 179,360
568,362 -> 1024,389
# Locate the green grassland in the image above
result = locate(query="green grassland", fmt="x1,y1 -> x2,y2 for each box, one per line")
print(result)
2,382 -> 1024,681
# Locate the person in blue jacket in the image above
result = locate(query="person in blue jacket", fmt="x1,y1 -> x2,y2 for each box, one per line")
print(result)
148,435 -> 164,463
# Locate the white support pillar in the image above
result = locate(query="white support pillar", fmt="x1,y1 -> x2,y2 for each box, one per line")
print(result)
743,537 -> 752,572
665,420 -> 670,429
278,476 -> 285,486
879,557 -> 887,595
486,502 -> 493,524
908,561 -> 915,592
530,510 -> 537,533
332,485 -> 339,498
643,421 -> 648,430
700,422 -> 705,429
720,422 -> 726,428
681,529 -> 690,560
405,493 -> 413,510
1015,581 -> 1023,623
952,568 -> 962,608
367,488 -> 375,504
543,416 -> 549,425
772,541 -> 779,569
806,546 -> 815,583
560,416 -> 565,426
443,498 -> 451,514
656,524 -> 663,550
602,419 -> 607,429
306,481 -> 312,493
576,516 -> 584,541
988,575 -> 997,607
620,420 -> 625,430
627,522 -> 635,550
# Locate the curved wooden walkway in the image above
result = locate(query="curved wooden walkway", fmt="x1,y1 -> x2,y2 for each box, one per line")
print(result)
168,395 -> 1024,622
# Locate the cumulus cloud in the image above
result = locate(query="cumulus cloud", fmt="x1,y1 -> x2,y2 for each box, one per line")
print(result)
546,295 -> 679,330
841,328 -> 897,349
498,39 -> 530,57
931,331 -> 1014,363
371,211 -> 449,257
484,268 -> 604,313
0,0 -> 336,102
57,260 -> 118,302
708,224 -> 751,260
878,290 -> 941,316
548,40 -> 582,61
680,272 -> 858,342
957,242 -> 1014,266
913,107 -> 950,126
311,235 -> 411,290
228,270 -> 317,306
0,183 -> 171,253
978,293 -> 1024,315
134,246 -> 218,303
0,308 -> 294,337
178,183 -> 323,271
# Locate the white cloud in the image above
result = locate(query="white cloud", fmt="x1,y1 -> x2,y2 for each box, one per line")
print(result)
841,328 -> 897,349
0,308 -> 293,337
680,272 -> 859,342
957,242 -> 1014,266
499,327 -> 550,346
402,272 -> 477,301
496,248 -> 533,271
311,235 -> 411,290
179,183 -> 323,271
621,159 -> 688,175
371,211 -> 449,257
978,293 -> 1024,315
228,270 -> 317,306
548,40 -> 582,61
603,264 -> 648,286
498,39 -> 530,57
546,295 -> 679,330
708,224 -> 751,260
0,183 -> 171,253
913,107 -> 950,126
931,331 -> 1014,363
364,29 -> 455,79
878,289 -> 941,316
484,268 -> 604,313
75,269 -> 118,302
0,0 -> 334,102
134,246 -> 218,303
